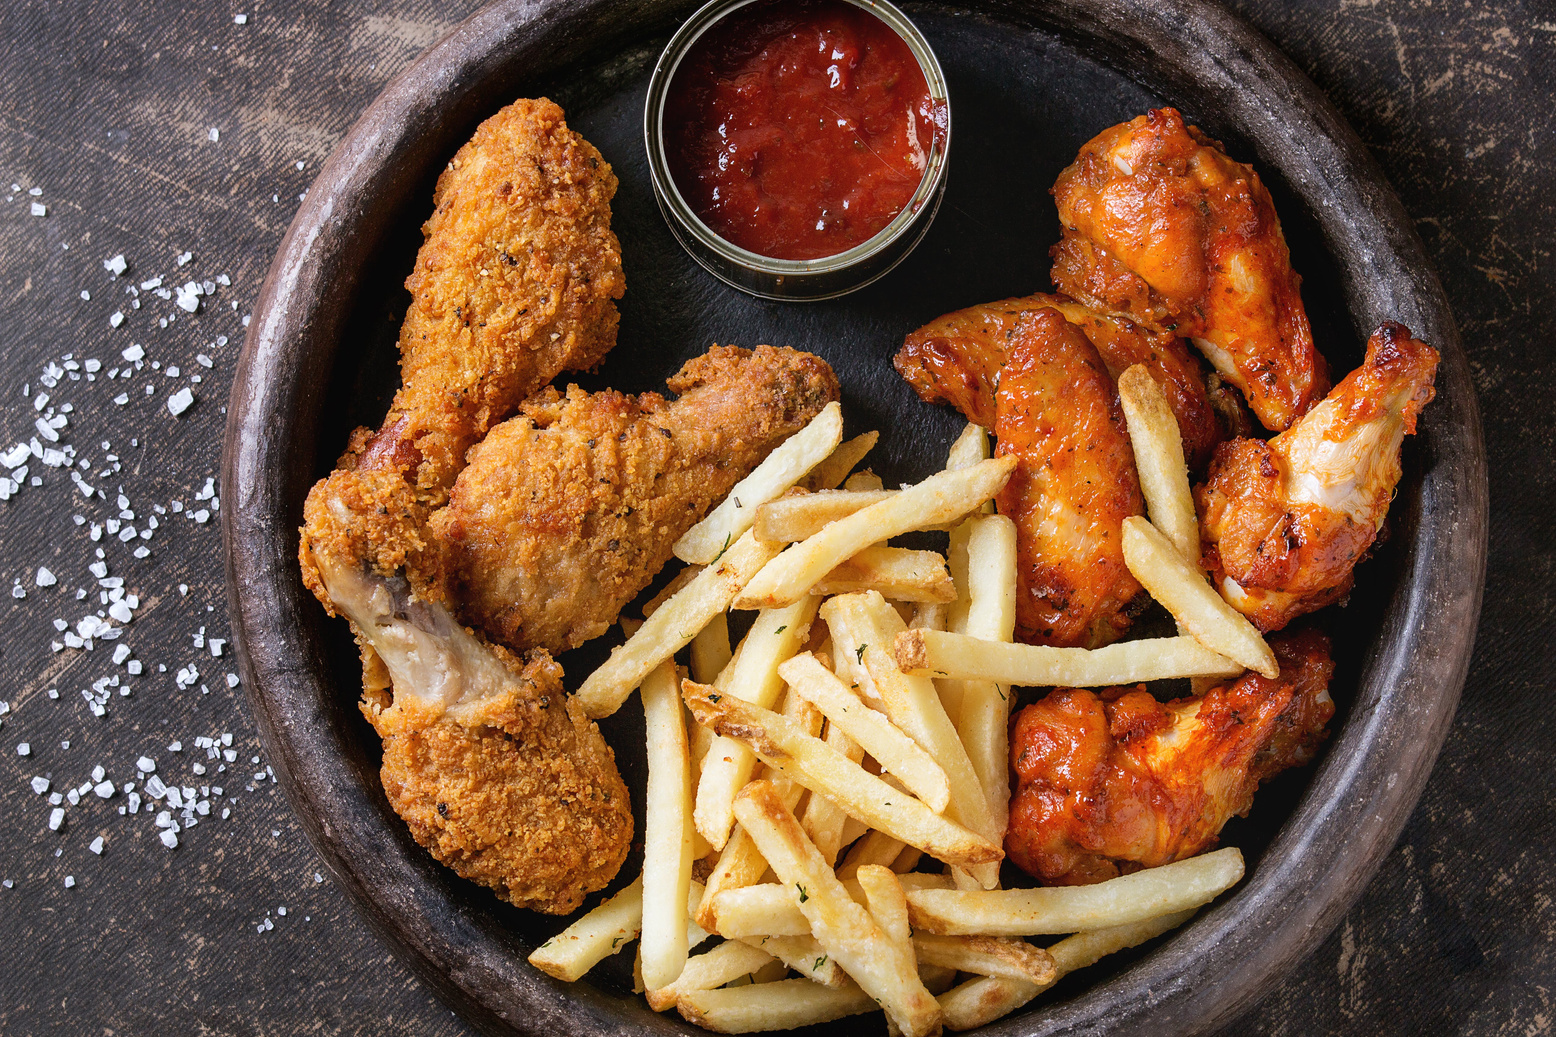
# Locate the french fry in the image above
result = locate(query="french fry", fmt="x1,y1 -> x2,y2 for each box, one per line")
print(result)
677,402 -> 843,564
910,601 -> 948,631
891,844 -> 924,874
756,490 -> 897,542
1118,365 -> 1199,562
695,596 -> 820,850
780,654 -> 951,813
936,909 -> 1196,1031
646,940 -> 777,1011
697,777 -> 803,931
743,934 -> 845,988
529,878 -> 709,982
640,662 -> 696,991
952,514 -> 1018,839
799,719 -> 861,866
677,977 -> 878,1032
836,829 -> 907,881
944,421 -> 990,473
812,545 -> 956,604
733,456 -> 1017,610
855,865 -> 911,945
906,847 -> 1243,936
643,564 -> 704,617
579,531 -> 784,718
683,680 -> 1002,868
1121,516 -> 1279,678
893,628 -> 1245,687
732,781 -> 942,1037
804,430 -> 880,491
691,611 -> 734,684
913,934 -> 1056,985
842,470 -> 884,492
710,873 -> 955,940
824,592 -> 1002,889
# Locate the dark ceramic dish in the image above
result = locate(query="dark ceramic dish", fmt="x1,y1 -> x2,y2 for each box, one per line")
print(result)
222,1 -> 1488,1035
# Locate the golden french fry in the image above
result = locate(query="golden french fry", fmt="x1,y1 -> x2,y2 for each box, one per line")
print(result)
804,430 -> 880,492
734,457 -> 1017,610
732,781 -> 942,1037
691,611 -> 733,684
913,934 -> 1056,986
697,777 -> 803,932
952,514 -> 1018,839
695,596 -> 820,850
944,421 -> 990,473
812,545 -> 956,604
683,681 -> 1002,868
646,940 -> 777,1012
677,977 -> 877,1032
907,847 -> 1243,936
936,909 -> 1196,1031
756,490 -> 898,542
1121,516 -> 1278,678
643,564 -> 704,618
529,878 -> 709,982
579,531 -> 783,718
799,719 -> 861,866
855,865 -> 911,945
743,934 -> 845,988
824,592 -> 1002,889
676,402 -> 843,564
1118,365 -> 1199,562
891,844 -> 924,874
842,470 -> 884,492
836,829 -> 907,881
893,628 -> 1245,687
779,654 -> 951,813
711,873 -> 959,939
640,662 -> 696,990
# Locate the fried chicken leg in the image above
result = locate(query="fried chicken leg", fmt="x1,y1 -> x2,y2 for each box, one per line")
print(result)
895,292 -> 1232,469
1051,107 -> 1328,431
296,98 -> 635,914
993,309 -> 1144,647
430,345 -> 840,654
304,542 -> 632,914
300,97 -> 625,607
1006,629 -> 1335,885
1196,322 -> 1438,632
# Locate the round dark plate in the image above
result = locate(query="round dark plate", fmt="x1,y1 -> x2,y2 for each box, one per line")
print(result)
221,1 -> 1488,1035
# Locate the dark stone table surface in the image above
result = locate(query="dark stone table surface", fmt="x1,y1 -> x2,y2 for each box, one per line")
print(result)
0,1 -> 1546,1034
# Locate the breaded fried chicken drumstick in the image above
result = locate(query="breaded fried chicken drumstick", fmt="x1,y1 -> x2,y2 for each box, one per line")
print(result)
431,345 -> 840,655
297,98 -> 632,914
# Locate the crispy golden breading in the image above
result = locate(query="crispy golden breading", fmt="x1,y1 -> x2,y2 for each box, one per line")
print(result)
430,345 -> 840,653
300,96 -> 624,605
363,648 -> 633,915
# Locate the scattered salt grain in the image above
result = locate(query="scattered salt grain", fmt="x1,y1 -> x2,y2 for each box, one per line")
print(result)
89,836 -> 104,855
63,875 -> 75,888
31,777 -> 50,795
104,254 -> 127,276
234,12 -> 247,23
31,202 -> 46,217
35,567 -> 56,587
158,829 -> 178,849
136,756 -> 156,773
48,808 -> 64,830
94,781 -> 114,799
167,387 -> 194,416
17,743 -> 31,756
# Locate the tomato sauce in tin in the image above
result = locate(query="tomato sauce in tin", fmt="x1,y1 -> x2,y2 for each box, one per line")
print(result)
664,0 -> 943,261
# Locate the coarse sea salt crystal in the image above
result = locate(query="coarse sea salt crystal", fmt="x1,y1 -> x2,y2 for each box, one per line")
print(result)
48,808 -> 64,830
104,254 -> 127,276
167,388 -> 194,416
35,567 -> 56,587
136,755 -> 156,773
31,777 -> 50,795
159,829 -> 178,849
122,344 -> 144,362
30,202 -> 46,217
89,836 -> 104,855
234,12 -> 247,23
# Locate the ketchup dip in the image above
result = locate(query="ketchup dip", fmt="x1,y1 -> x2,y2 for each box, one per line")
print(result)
663,0 -> 945,261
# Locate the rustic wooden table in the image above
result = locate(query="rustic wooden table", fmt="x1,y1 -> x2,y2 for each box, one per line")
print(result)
0,1 -> 1545,1034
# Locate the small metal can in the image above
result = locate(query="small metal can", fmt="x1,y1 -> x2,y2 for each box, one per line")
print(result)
644,0 -> 952,301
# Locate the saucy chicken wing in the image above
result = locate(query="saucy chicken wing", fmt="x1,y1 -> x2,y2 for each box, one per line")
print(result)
1051,107 -> 1328,431
429,345 -> 840,654
1197,322 -> 1439,632
993,308 -> 1144,647
1005,629 -> 1335,885
894,293 -> 1231,470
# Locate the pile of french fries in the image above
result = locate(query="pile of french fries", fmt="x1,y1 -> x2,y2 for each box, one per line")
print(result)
536,372 -> 1276,1035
